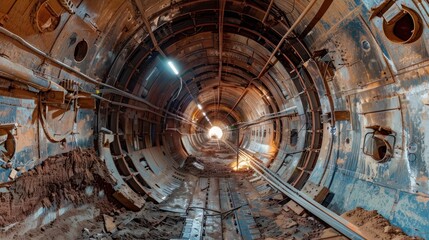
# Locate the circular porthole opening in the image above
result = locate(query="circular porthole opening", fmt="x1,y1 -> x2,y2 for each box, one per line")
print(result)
361,40 -> 371,52
365,136 -> 393,163
74,40 -> 88,62
383,6 -> 422,44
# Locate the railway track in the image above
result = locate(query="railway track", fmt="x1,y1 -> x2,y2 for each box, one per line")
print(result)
180,139 -> 367,240
181,177 -> 261,240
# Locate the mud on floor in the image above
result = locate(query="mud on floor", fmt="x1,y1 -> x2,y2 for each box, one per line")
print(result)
341,207 -> 423,240
0,147 -> 422,240
0,149 -> 115,228
1,148 -> 185,240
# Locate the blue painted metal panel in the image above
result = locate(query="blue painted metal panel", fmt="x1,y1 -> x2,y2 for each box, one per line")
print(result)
326,172 -> 356,214
391,191 -> 429,239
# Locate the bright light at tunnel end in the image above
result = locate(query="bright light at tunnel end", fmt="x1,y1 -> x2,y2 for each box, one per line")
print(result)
208,126 -> 223,139
167,61 -> 179,75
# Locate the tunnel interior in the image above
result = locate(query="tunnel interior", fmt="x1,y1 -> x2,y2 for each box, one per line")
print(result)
0,0 -> 429,239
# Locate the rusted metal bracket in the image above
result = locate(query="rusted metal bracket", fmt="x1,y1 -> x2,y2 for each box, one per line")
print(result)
322,111 -> 350,123
363,125 -> 396,163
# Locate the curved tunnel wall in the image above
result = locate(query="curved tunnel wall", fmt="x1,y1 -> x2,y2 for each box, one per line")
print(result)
0,0 -> 428,238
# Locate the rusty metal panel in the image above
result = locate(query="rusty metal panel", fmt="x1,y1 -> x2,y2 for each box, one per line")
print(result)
368,1 -> 429,71
360,95 -> 401,114
391,191 -> 429,236
334,111 -> 350,121
356,108 -> 405,189
0,0 -> 16,25
319,8 -> 394,93
0,0 -> 16,14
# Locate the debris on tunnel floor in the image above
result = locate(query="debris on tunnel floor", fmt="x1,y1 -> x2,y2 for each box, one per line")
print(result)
2,0 -> 429,238
184,140 -> 251,177
0,148 -> 116,237
158,174 -> 198,213
0,142 -> 422,240
89,202 -> 185,240
243,176 -> 326,240
177,141 -> 329,240
338,207 -> 423,240
0,147 -> 185,240
13,201 -> 185,240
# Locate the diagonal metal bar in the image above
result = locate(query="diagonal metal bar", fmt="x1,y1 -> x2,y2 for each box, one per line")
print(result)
136,0 -> 167,58
223,0 -> 319,121
248,157 -> 366,240
223,140 -> 367,240
216,0 -> 227,119
262,0 -> 275,24
135,0 -> 200,110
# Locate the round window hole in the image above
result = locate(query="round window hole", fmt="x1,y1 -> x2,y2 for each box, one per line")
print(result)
366,137 -> 392,163
361,40 -> 370,52
345,138 -> 350,144
383,6 -> 423,44
74,40 -> 88,62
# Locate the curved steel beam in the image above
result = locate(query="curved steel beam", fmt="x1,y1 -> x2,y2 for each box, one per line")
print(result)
223,0 -> 319,120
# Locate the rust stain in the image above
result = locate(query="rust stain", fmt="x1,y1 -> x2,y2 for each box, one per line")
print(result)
416,175 -> 428,182
14,127 -> 36,152
416,195 -> 429,204
337,158 -> 345,165
0,108 -> 11,118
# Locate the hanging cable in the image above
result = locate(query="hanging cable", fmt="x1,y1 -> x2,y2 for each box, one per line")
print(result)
171,76 -> 183,101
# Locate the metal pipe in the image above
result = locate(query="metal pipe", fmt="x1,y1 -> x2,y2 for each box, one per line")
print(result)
0,27 -> 100,86
0,27 -> 163,110
262,0 -> 275,24
224,0 -> 318,119
0,56 -> 66,94
0,27 -> 203,126
234,106 -> 297,127
239,112 -> 297,128
92,94 -> 203,128
137,1 -> 166,58
134,3 -> 199,109
217,0 -> 226,117
165,128 -> 190,135
248,159 -> 365,240
260,0 -> 318,79
96,88 -> 162,111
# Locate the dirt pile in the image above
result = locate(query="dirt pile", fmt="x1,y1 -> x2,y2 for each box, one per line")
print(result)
0,148 -> 116,227
342,207 -> 422,240
15,201 -> 185,240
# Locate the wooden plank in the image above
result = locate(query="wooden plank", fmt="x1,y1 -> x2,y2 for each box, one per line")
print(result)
334,111 -> 350,121
285,200 -> 305,216
320,228 -> 348,239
